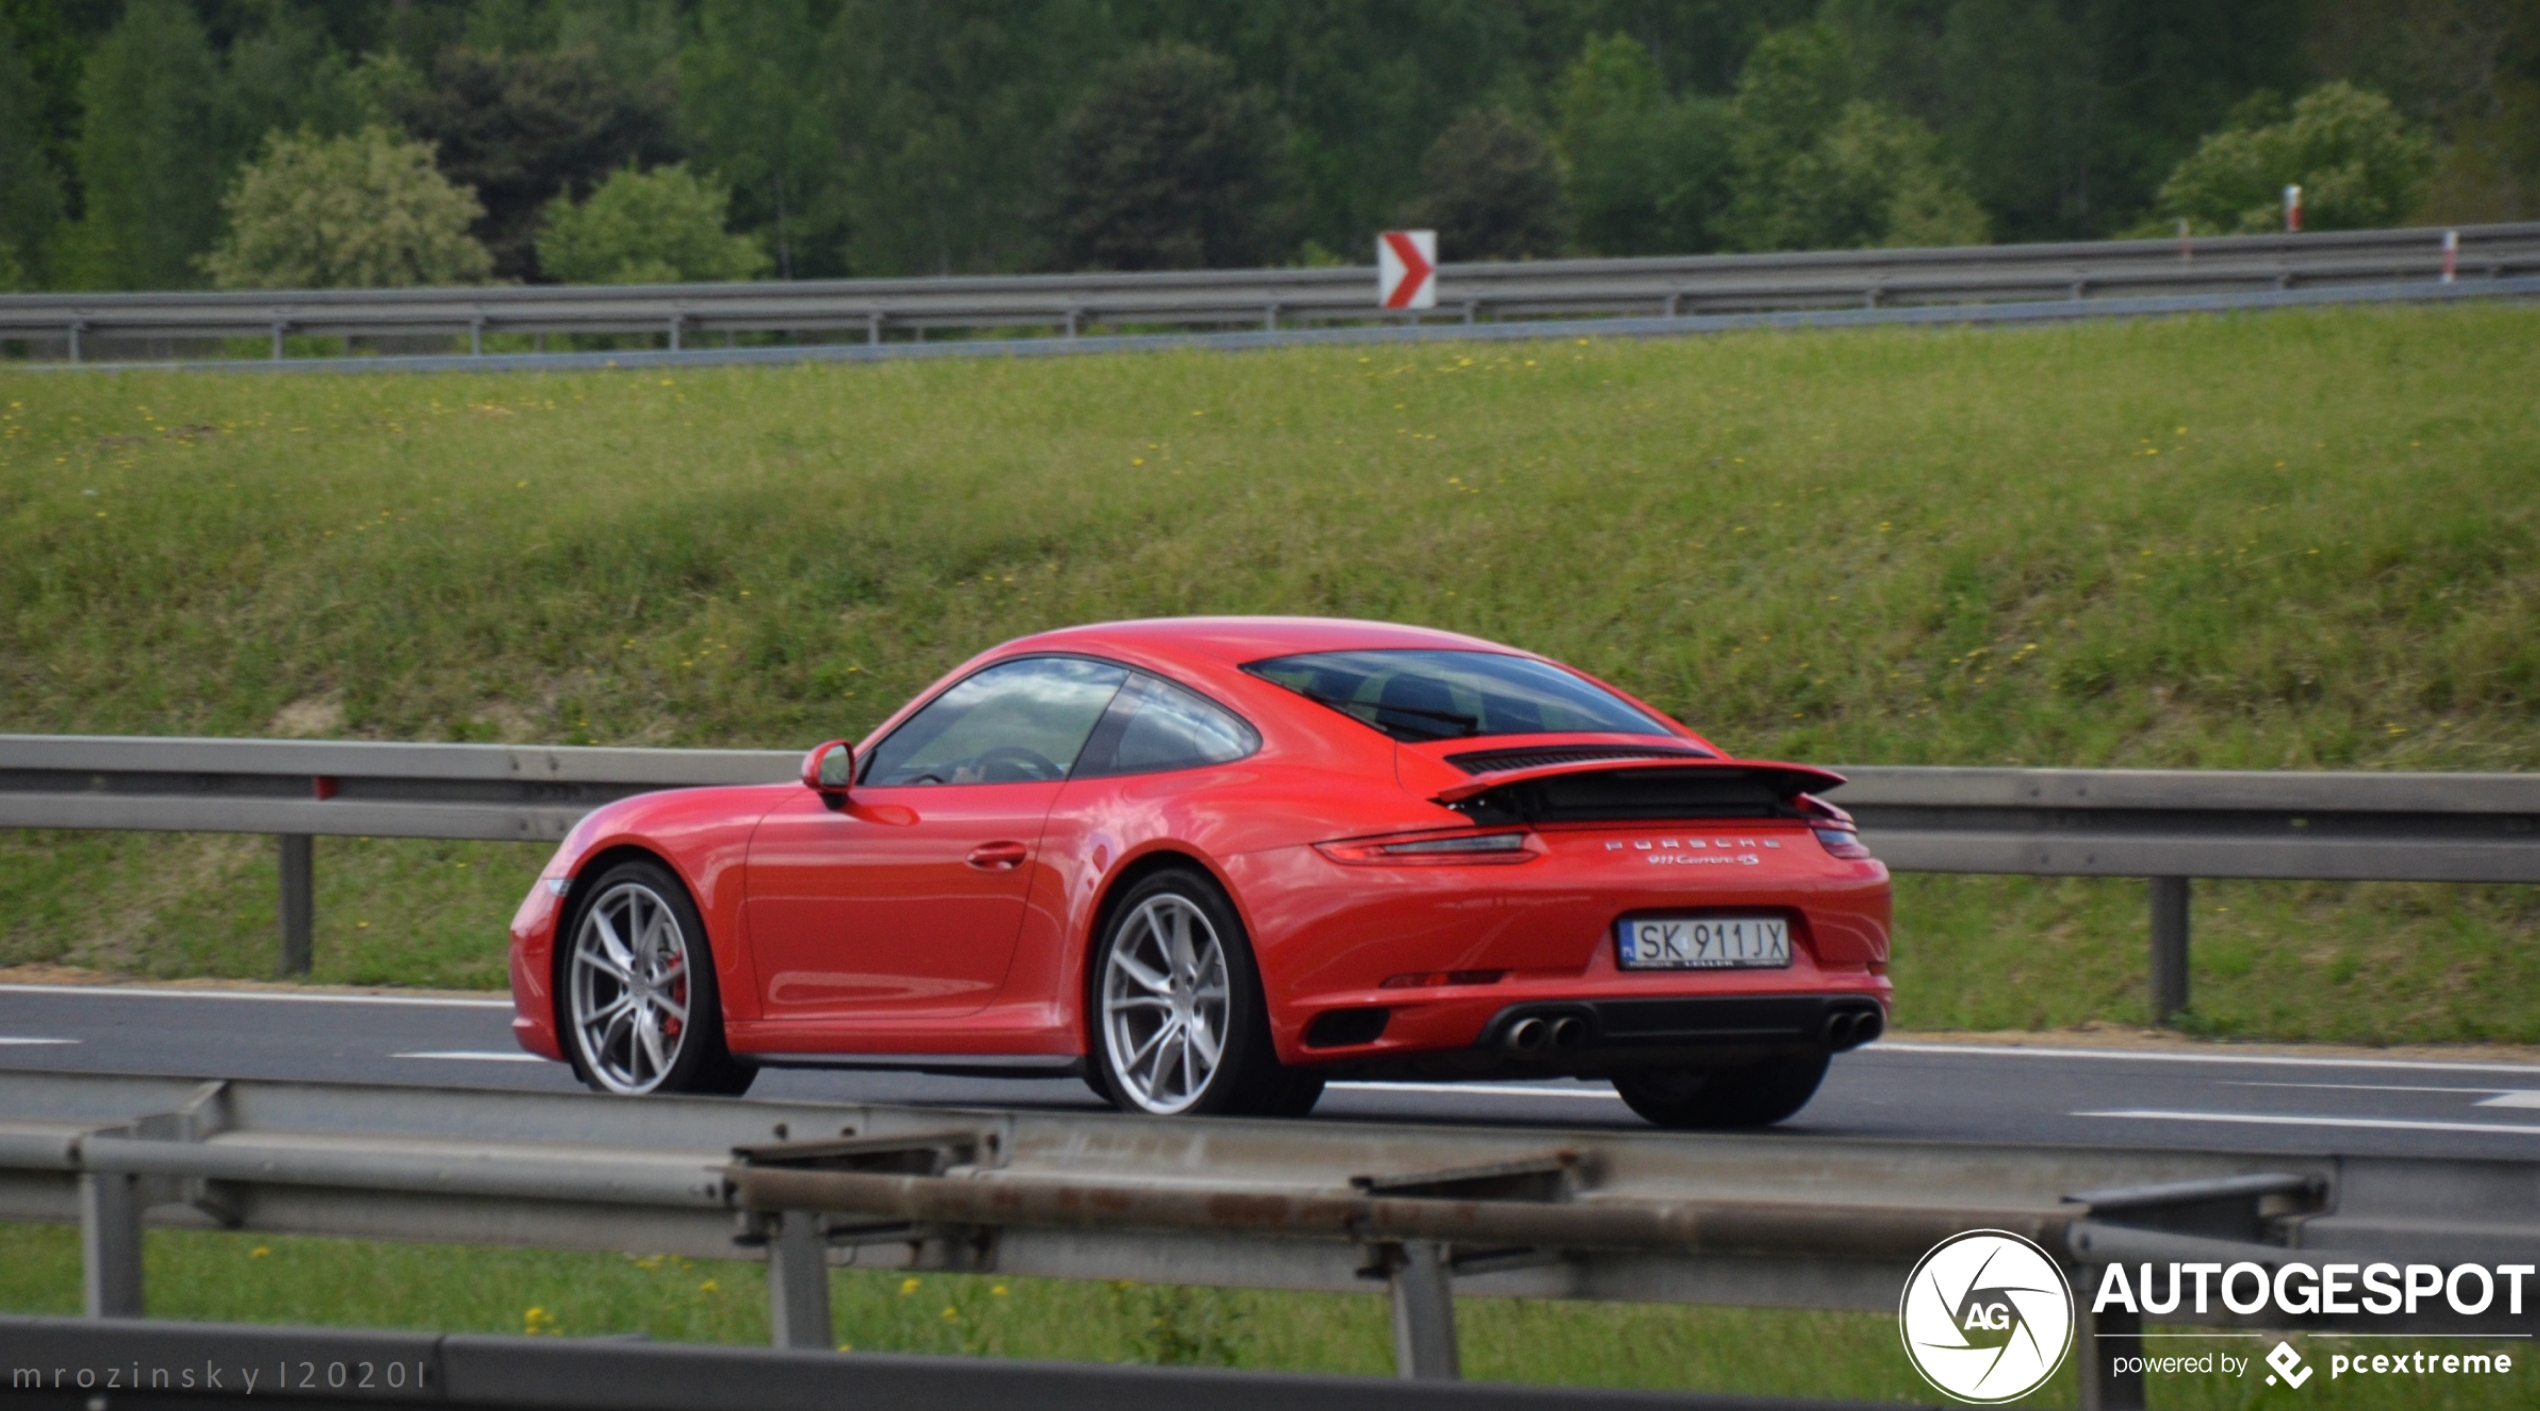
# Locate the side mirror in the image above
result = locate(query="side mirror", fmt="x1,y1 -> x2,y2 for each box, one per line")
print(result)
802,739 -> 854,795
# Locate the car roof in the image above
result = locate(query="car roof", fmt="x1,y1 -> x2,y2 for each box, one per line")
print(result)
1000,616 -> 1530,667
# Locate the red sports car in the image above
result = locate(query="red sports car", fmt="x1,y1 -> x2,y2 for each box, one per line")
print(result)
507,617 -> 1890,1127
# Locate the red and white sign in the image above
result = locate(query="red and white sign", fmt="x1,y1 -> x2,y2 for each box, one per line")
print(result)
1378,230 -> 1436,310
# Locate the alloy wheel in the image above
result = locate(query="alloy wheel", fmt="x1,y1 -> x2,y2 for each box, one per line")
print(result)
569,881 -> 693,1094
1100,893 -> 1232,1114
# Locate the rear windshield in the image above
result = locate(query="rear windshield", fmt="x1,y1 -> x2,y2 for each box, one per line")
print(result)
1244,649 -> 1673,743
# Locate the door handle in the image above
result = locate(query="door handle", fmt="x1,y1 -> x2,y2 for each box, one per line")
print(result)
966,841 -> 1029,871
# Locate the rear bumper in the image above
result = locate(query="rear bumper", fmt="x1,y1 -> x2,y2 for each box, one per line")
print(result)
1296,990 -> 1887,1080
1484,992 -> 1881,1057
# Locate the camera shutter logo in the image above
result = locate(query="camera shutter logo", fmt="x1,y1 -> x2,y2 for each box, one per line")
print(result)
1899,1230 -> 2076,1403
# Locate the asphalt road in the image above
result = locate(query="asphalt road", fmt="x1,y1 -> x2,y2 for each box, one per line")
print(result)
4,982 -> 2537,1160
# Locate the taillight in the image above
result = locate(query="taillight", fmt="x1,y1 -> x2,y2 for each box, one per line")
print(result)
1814,827 -> 1872,860
1316,830 -> 1537,865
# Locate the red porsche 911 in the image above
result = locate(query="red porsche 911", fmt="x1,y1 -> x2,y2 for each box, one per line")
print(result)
507,617 -> 1890,1127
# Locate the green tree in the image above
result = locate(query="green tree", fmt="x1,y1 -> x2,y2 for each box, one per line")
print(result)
1722,24 -> 1986,251
1557,33 -> 1735,255
70,0 -> 225,288
679,0 -> 832,279
824,0 -> 1113,278
0,0 -> 83,244
386,45 -> 681,280
218,4 -> 368,165
2157,82 -> 2440,233
0,23 -> 60,282
1403,110 -> 1568,261
201,126 -> 493,290
536,163 -> 769,283
1828,0 -> 2310,240
1049,42 -> 1290,271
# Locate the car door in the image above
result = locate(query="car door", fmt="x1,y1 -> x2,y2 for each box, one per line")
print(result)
745,656 -> 1128,1022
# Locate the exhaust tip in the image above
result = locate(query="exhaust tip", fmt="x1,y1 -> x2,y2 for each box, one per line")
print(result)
1853,1007 -> 1884,1044
1824,1011 -> 1858,1049
1505,1017 -> 1548,1053
1548,1015 -> 1586,1051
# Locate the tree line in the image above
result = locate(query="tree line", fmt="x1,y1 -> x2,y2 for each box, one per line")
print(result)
0,0 -> 2530,292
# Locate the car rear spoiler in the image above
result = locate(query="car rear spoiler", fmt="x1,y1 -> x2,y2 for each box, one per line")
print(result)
1432,757 -> 1848,825
1431,757 -> 1846,805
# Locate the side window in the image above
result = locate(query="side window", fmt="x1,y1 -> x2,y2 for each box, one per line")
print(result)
1078,674 -> 1260,778
861,657 -> 1127,786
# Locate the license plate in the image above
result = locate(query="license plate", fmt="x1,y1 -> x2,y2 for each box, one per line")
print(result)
1616,916 -> 1791,970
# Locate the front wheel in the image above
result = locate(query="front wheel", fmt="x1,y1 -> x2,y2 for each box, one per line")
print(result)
1087,868 -> 1320,1118
1612,1052 -> 1829,1129
561,859 -> 754,1097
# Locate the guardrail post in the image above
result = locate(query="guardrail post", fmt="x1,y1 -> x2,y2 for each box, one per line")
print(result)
2077,1282 -> 2145,1411
67,320 -> 84,363
469,318 -> 485,357
270,322 -> 288,360
1387,1241 -> 1459,1380
80,1171 -> 144,1318
764,1211 -> 831,1350
667,316 -> 684,352
2149,876 -> 2189,1024
278,835 -> 314,976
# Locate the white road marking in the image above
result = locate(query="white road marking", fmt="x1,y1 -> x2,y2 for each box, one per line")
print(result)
2219,1081 -> 2540,1107
0,1036 -> 77,1046
392,1050 -> 546,1063
2220,1081 -> 2519,1095
1330,1080 -> 1622,1101
2077,1108 -> 2540,1138
0,982 -> 510,1010
1882,1041 -> 2540,1076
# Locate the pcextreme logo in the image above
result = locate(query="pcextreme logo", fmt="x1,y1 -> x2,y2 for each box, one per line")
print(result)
1898,1230 -> 2076,1403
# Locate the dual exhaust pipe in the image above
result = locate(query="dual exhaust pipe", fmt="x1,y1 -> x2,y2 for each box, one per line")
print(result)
1824,1006 -> 1884,1052
1498,1004 -> 1885,1056
1501,1014 -> 1587,1055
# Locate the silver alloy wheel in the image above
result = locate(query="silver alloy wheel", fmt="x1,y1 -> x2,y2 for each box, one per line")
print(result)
569,881 -> 693,1094
1100,893 -> 1232,1115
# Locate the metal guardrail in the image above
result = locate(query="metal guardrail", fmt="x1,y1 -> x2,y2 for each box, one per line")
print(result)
2,222 -> 2533,361
0,1316 -> 1908,1411
2,1071 -> 2533,1407
4,735 -> 2535,1021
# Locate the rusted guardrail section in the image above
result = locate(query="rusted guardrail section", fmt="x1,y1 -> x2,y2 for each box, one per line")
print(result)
5,1070 -> 2533,1406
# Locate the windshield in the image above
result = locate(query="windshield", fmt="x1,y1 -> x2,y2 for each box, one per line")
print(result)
1244,649 -> 1673,743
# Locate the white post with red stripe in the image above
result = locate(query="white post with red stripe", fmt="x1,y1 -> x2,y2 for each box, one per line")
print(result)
1378,230 -> 1437,311
2443,229 -> 2459,284
2282,185 -> 2303,233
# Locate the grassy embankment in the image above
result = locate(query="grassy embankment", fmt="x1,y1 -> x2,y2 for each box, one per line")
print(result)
1,304 -> 2537,1041
1,1224 -> 2530,1410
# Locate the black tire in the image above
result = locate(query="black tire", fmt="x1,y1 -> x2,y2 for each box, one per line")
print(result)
1611,1052 -> 1829,1129
1085,866 -> 1318,1118
558,859 -> 755,1097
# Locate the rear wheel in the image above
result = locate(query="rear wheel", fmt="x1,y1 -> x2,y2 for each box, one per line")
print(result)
561,860 -> 754,1097
1088,867 -> 1321,1118
1611,1052 -> 1828,1129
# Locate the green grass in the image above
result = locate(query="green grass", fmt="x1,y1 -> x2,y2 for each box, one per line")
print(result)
2,1224 -> 2529,1408
2,306 -> 2537,1038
